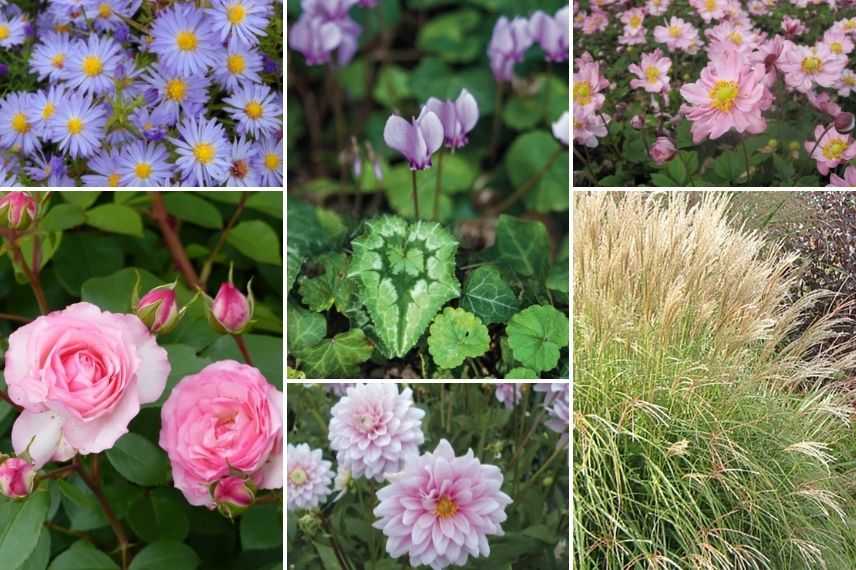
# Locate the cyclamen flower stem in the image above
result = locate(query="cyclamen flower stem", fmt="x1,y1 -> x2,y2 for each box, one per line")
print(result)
434,150 -> 444,220
518,444 -> 565,496
411,169 -> 420,219
232,334 -> 254,366
491,146 -> 564,215
74,457 -> 130,570
489,82 -> 505,162
149,192 -> 201,289
200,192 -> 249,287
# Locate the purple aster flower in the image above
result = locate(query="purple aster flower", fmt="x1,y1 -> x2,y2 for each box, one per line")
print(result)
529,6 -> 569,63
0,63 -> 7,78
494,383 -> 522,409
91,0 -> 142,33
213,39 -> 264,93
130,106 -> 171,142
261,53 -> 279,74
117,141 -> 172,186
169,116 -> 231,186
207,0 -> 270,47
223,83 -> 282,139
552,111 -> 569,146
289,0 -> 361,66
0,163 -> 20,187
142,63 -> 210,125
151,3 -> 220,76
488,16 -> 533,82
383,108 -> 444,170
26,85 -> 68,138
286,443 -> 333,511
423,88 -> 479,150
62,35 -> 123,96
0,14 -> 26,48
328,383 -> 425,482
29,32 -> 73,81
81,148 -> 123,186
372,439 -> 513,569
225,136 -> 261,186
255,136 -> 282,187
0,92 -> 40,155
47,92 -> 107,159
25,152 -> 68,186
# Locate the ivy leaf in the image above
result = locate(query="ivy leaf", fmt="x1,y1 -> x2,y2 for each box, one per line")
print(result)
428,307 -> 490,369
287,301 -> 327,353
348,216 -> 460,359
460,265 -> 519,325
297,330 -> 374,379
495,215 -> 549,279
506,305 -> 569,373
546,262 -> 568,305
297,252 -> 355,313
287,200 -> 346,292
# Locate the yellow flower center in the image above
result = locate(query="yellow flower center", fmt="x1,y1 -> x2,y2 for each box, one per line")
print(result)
81,55 -> 103,77
107,173 -> 120,187
98,2 -> 112,18
668,25 -> 682,38
801,55 -> 822,74
435,496 -> 459,519
42,102 -> 55,120
708,80 -> 739,112
728,31 -> 743,45
289,467 -> 307,486
830,42 -> 843,54
54,23 -> 71,33
135,162 -> 153,180
11,112 -> 29,134
51,53 -> 65,69
67,117 -> 84,135
573,81 -> 592,106
705,0 -> 716,11
227,3 -> 246,24
645,66 -> 660,82
166,78 -> 187,102
629,15 -> 641,27
244,100 -> 263,119
176,30 -> 198,52
0,24 -> 9,40
264,152 -> 279,170
822,138 -> 848,160
193,142 -> 215,164
227,54 -> 246,74
846,19 -> 856,31
845,75 -> 856,86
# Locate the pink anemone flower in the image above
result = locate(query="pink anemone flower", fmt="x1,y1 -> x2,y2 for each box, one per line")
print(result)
805,123 -> 856,176
629,49 -> 671,93
778,42 -> 847,93
828,165 -> 856,186
653,17 -> 700,53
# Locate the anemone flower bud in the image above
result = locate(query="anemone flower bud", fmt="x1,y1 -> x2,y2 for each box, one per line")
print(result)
835,112 -> 855,134
213,476 -> 256,518
423,89 -> 479,150
207,267 -> 254,335
135,282 -> 181,334
552,112 -> 570,145
649,136 -> 677,165
0,456 -> 36,499
0,191 -> 37,230
383,109 -> 443,170
630,114 -> 644,129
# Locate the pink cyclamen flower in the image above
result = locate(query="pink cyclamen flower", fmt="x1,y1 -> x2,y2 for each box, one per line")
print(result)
135,282 -> 180,334
0,191 -> 36,229
287,443 -> 333,511
653,17 -> 700,53
0,456 -> 36,498
373,439 -> 513,569
6,302 -> 170,469
629,49 -> 671,93
384,109 -> 444,170
778,43 -> 847,93
828,165 -> 856,186
289,0 -> 362,66
804,123 -> 856,175
495,384 -> 522,409
552,111 -> 569,145
329,383 -> 425,481
529,7 -> 569,61
680,49 -> 769,143
213,476 -> 256,517
160,360 -> 282,508
423,89 -> 479,150
649,136 -> 677,165
210,277 -> 254,335
487,16 -> 533,82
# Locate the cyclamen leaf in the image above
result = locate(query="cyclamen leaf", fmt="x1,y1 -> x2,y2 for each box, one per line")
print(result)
506,305 -> 569,373
428,307 -> 490,369
348,216 -> 460,358
297,252 -> 355,313
298,330 -> 374,379
461,265 -> 519,325
287,301 -> 327,353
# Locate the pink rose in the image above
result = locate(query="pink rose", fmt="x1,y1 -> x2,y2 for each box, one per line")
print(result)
4,302 -> 170,468
159,360 -> 282,508
0,191 -> 37,229
649,136 -> 677,165
135,282 -> 181,334
0,456 -> 36,498
213,476 -> 256,517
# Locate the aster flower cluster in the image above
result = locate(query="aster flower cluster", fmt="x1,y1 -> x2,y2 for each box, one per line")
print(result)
0,0 -> 283,187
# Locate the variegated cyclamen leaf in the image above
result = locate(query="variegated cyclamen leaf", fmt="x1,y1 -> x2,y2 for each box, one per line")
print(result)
348,215 -> 461,358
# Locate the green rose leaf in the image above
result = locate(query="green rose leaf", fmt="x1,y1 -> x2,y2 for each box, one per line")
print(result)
202,334 -> 283,389
504,131 -> 569,213
245,192 -> 283,219
106,433 -> 171,487
460,265 -> 519,325
128,541 -> 199,570
227,221 -> 282,266
495,215 -> 550,279
348,216 -> 460,358
17,526 -> 50,570
54,233 -> 124,297
287,301 -> 327,353
297,330 -> 374,379
0,488 -> 50,569
61,191 -> 101,209
81,267 -> 162,313
85,204 -> 144,237
48,540 -> 118,570
241,504 -> 283,551
297,252 -> 355,313
41,203 -> 85,232
163,193 -> 223,229
506,305 -> 569,373
427,307 -> 490,369
128,489 -> 190,544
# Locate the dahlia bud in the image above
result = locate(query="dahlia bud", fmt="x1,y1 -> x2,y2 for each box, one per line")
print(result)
134,281 -> 182,334
835,112 -> 855,134
0,191 -> 37,230
206,266 -> 254,335
298,511 -> 323,537
630,115 -> 644,129
212,476 -> 256,518
0,456 -> 36,499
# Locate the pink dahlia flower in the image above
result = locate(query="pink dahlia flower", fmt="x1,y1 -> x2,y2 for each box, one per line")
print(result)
680,49 -> 769,143
329,383 -> 425,481
629,49 -> 671,93
494,384 -> 522,409
828,165 -> 856,186
805,123 -> 856,175
653,17 -> 700,53
372,439 -> 513,569
778,43 -> 847,93
287,443 -> 334,511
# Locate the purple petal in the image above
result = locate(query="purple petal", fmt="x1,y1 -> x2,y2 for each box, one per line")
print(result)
384,115 -> 415,158
418,111 -> 444,156
455,89 -> 479,134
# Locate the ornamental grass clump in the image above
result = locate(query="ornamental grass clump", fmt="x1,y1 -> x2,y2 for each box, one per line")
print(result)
574,192 -> 856,570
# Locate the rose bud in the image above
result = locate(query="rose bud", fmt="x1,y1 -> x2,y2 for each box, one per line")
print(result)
0,456 -> 36,499
135,282 -> 181,334
649,136 -> 677,165
835,112 -> 855,134
213,476 -> 256,518
0,191 -> 37,230
206,267 -> 254,335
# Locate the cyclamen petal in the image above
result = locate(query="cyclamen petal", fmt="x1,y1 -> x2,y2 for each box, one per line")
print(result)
383,111 -> 443,170
424,89 -> 479,149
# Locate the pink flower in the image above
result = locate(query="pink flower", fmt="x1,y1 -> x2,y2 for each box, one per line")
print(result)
646,0 -> 671,16
823,31 -> 854,56
423,89 -> 479,150
372,439 -> 513,569
495,384 -> 522,409
649,136 -> 677,165
384,109 -> 444,170
0,456 -> 36,498
573,109 -> 609,148
781,16 -> 806,37
689,0 -> 724,22
804,123 -> 856,175
6,302 -> 170,468
838,69 -> 856,96
581,10 -> 608,35
528,7 -> 569,62
213,476 -> 255,517
0,191 -> 36,229
209,276 -> 254,335
159,360 -> 282,507
653,17 -> 700,53
828,165 -> 856,186
618,8 -> 646,45
287,443 -> 333,511
573,57 -> 608,113
629,49 -> 671,93
328,383 -> 425,481
487,16 -> 533,81
680,49 -> 769,143
778,43 -> 847,93
706,21 -> 759,59
807,90 -> 842,117
135,282 -> 180,334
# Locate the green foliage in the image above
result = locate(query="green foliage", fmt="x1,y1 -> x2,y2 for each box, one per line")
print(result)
0,488 -> 50,569
47,541 -> 118,570
460,265 -> 520,325
106,433 -> 171,487
297,253 -> 355,313
128,542 -> 199,570
504,132 -> 569,213
427,307 -> 490,368
296,330 -> 374,379
494,215 -> 550,279
506,305 -> 569,373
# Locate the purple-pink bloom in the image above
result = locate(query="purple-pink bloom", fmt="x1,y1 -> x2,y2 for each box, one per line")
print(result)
423,89 -> 479,150
494,383 -> 522,409
528,6 -> 569,62
213,476 -> 255,517
0,191 -> 37,229
488,16 -> 533,82
135,282 -> 180,334
383,109 -> 443,170
210,278 -> 254,334
286,443 -> 334,511
372,439 -> 512,569
328,383 -> 425,481
289,0 -> 361,66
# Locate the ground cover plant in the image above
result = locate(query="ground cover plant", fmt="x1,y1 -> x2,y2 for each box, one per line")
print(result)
574,192 -> 856,569
573,0 -> 856,186
286,382 -> 569,569
0,191 -> 284,570
286,0 -> 570,379
0,0 -> 283,187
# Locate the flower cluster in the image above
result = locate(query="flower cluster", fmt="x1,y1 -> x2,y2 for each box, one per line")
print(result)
0,0 -> 283,187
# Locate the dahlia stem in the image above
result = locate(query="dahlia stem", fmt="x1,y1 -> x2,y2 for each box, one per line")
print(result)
433,150 -> 444,221
200,192 -> 249,287
411,169 -> 420,219
519,444 -> 565,495
232,335 -> 254,366
321,515 -> 351,570
74,456 -> 130,570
